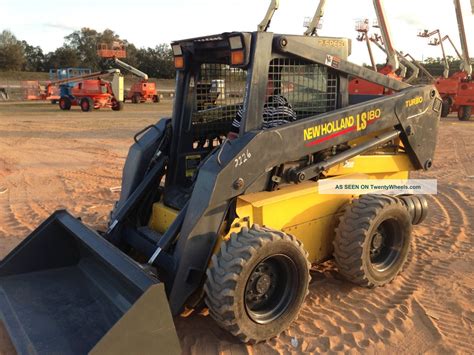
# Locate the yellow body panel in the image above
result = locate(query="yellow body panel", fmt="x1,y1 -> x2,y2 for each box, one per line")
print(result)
233,169 -> 409,263
149,202 -> 179,234
326,154 -> 414,176
149,154 -> 411,264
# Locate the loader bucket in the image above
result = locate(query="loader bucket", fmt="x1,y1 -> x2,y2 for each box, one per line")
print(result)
0,210 -> 180,355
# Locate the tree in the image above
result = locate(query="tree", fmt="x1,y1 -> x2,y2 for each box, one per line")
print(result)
44,46 -> 80,69
21,41 -> 44,71
65,27 -> 101,69
0,30 -> 25,71
154,44 -> 174,79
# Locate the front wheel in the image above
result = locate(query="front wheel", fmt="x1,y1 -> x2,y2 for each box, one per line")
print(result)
205,225 -> 310,343
458,105 -> 472,121
152,95 -> 160,103
131,94 -> 140,104
333,194 -> 412,287
59,97 -> 71,110
441,100 -> 450,118
111,99 -> 124,111
80,97 -> 94,112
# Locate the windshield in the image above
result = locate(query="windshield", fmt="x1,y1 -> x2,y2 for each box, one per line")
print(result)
190,63 -> 247,141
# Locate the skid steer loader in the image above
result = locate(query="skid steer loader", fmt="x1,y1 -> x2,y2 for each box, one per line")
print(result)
0,3 -> 440,354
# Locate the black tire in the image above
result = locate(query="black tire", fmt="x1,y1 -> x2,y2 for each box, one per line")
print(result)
131,94 -> 140,104
458,105 -> 472,121
80,97 -> 93,112
441,100 -> 450,118
204,225 -> 310,343
51,100 -> 57,105
111,99 -> 124,111
152,95 -> 160,103
59,97 -> 71,110
333,194 -> 412,288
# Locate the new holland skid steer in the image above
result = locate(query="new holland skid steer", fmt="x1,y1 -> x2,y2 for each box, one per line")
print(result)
0,1 -> 440,353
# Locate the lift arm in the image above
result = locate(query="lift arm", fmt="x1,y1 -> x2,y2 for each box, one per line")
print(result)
372,0 -> 399,72
113,58 -> 149,81
370,35 -> 419,82
453,0 -> 472,76
441,35 -> 463,61
304,0 -> 327,36
48,69 -> 121,87
403,53 -> 435,82
370,36 -> 408,79
418,29 -> 450,78
258,0 -> 279,32
355,20 -> 377,71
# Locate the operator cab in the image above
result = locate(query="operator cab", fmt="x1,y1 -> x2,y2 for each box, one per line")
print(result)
164,32 -> 350,209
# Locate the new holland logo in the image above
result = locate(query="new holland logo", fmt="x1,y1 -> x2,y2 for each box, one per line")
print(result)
304,108 -> 382,147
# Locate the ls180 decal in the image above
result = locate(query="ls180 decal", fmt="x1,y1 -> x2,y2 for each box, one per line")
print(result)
304,108 -> 381,147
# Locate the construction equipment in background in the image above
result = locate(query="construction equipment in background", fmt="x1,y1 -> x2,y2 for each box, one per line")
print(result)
56,69 -> 124,112
21,68 -> 94,104
21,80 -> 57,101
113,58 -> 159,103
48,67 -> 92,103
97,43 -> 159,104
303,0 -> 326,36
402,52 -> 435,83
349,0 -> 403,103
369,34 -> 420,83
418,0 -> 473,120
0,0 -> 441,353
97,41 -> 126,58
417,29 -> 460,79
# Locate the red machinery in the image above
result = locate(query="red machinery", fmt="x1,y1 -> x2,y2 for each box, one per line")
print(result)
59,76 -> 124,112
22,69 -> 124,112
348,3 -> 403,103
21,81 -> 60,101
113,58 -> 159,103
97,43 -> 159,104
418,0 -> 473,120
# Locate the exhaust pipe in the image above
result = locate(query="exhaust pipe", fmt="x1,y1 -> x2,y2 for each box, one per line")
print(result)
399,195 -> 429,225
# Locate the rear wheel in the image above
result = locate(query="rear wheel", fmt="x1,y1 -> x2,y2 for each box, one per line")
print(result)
80,97 -> 94,112
205,225 -> 310,343
333,194 -> 412,287
111,99 -> 124,111
131,94 -> 140,104
59,97 -> 71,110
441,100 -> 450,118
152,95 -> 160,103
458,105 -> 472,121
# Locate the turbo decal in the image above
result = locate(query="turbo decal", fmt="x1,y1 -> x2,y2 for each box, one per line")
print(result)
405,96 -> 423,108
304,108 -> 381,147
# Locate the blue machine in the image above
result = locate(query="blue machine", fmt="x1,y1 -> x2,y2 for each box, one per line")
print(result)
49,68 -> 93,99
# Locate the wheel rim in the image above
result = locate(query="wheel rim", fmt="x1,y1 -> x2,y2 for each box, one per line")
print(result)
81,101 -> 89,110
369,218 -> 403,272
244,254 -> 297,324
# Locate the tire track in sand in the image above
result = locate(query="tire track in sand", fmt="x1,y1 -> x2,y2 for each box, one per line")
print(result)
411,186 -> 473,352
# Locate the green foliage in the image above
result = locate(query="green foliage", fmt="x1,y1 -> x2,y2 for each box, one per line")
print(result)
21,41 -> 44,71
44,46 -> 81,69
0,30 -> 25,71
0,28 -> 175,78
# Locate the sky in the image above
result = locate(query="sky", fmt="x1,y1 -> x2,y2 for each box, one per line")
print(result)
1,0 -> 473,65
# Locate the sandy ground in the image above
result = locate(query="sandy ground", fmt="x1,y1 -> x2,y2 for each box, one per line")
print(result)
0,101 -> 472,354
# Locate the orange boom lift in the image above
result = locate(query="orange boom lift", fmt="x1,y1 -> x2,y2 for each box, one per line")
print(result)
418,0 -> 473,120
98,42 -> 159,104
